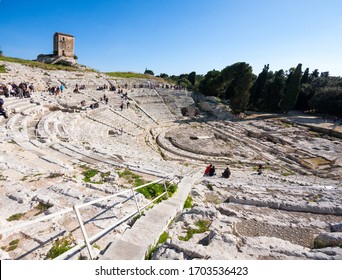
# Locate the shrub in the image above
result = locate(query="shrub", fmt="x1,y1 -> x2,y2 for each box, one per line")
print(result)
8,239 -> 20,251
6,213 -> 24,221
145,231 -> 169,260
178,219 -> 211,241
35,202 -> 53,215
0,64 -> 6,73
46,234 -> 74,259
117,169 -> 147,186
47,172 -> 64,178
82,168 -> 106,184
184,196 -> 193,209
137,181 -> 177,202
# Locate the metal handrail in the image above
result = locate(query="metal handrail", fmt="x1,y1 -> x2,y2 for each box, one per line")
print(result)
0,207 -> 73,235
0,175 -> 176,260
60,176 -> 175,260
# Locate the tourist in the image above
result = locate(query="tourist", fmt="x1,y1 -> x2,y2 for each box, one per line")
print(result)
120,102 -> 124,111
204,164 -> 212,176
29,84 -> 35,93
18,87 -> 24,99
257,164 -> 263,175
73,84 -> 79,93
0,98 -> 9,119
209,165 -> 216,177
60,84 -> 64,93
222,167 -> 231,178
55,87 -> 61,97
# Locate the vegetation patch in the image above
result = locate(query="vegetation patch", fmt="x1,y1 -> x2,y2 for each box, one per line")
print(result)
0,55 -> 96,72
47,172 -> 64,179
206,182 -> 214,191
2,239 -> 20,251
178,219 -> 211,241
184,196 -> 193,209
117,168 -> 147,186
137,181 -> 177,202
145,231 -> 170,260
0,64 -> 6,73
34,202 -> 53,216
6,213 -> 24,222
118,169 -> 177,202
106,72 -> 163,81
45,234 -> 75,259
82,168 -> 109,184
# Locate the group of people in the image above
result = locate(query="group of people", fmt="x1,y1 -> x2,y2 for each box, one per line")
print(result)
0,82 -> 34,98
48,85 -> 64,96
73,84 -> 86,93
100,94 -> 109,104
204,164 -> 231,178
204,164 -> 264,178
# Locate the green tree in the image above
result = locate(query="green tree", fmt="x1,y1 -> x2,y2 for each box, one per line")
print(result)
188,71 -> 196,87
280,63 -> 302,113
320,71 -> 329,78
198,69 -> 221,96
178,77 -> 191,88
159,73 -> 169,79
221,62 -> 253,114
264,70 -> 286,112
249,64 -> 269,107
144,69 -> 154,76
309,87 -> 342,115
296,67 -> 311,110
295,83 -> 315,111
301,68 -> 309,84
311,69 -> 319,78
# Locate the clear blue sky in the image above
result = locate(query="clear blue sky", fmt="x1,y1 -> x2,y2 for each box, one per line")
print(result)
1,0 -> 341,76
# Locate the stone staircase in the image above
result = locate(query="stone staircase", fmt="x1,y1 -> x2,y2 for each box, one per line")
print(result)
99,170 -> 202,259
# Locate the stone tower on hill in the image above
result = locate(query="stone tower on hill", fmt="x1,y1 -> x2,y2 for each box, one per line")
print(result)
36,32 -> 76,66
53,32 -> 75,58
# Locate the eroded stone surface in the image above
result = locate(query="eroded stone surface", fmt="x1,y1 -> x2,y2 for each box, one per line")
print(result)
1,61 -> 341,260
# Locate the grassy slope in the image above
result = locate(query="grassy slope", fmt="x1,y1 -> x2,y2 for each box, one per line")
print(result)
0,64 -> 6,73
0,56 -> 85,72
0,56 -> 166,82
106,71 -> 164,82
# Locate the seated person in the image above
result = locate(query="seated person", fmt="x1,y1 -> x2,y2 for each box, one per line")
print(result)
208,165 -> 216,176
222,167 -> 231,178
257,164 -> 263,175
204,164 -> 212,176
0,99 -> 9,119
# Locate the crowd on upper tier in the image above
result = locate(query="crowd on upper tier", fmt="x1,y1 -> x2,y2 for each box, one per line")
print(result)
0,82 -> 34,98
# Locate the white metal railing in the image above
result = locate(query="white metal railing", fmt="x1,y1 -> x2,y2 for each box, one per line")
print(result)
56,176 -> 174,260
0,175 -> 176,260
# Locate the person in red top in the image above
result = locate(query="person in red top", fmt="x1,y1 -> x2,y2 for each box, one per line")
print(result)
204,164 -> 212,176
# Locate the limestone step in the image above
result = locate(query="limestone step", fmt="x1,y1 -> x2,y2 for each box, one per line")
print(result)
98,170 -> 202,260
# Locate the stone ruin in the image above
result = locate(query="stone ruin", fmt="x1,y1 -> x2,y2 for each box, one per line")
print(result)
36,32 -> 76,66
0,61 -> 341,260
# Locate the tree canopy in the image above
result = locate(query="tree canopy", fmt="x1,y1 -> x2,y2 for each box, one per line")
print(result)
158,61 -> 341,117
